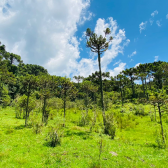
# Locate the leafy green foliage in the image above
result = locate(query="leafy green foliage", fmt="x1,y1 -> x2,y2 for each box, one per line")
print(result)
1,36 -> 168,168
13,95 -> 36,119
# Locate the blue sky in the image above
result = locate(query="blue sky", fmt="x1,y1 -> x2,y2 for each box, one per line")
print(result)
0,0 -> 168,78
77,0 -> 168,74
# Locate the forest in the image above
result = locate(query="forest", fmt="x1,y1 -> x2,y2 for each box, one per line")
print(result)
0,28 -> 168,168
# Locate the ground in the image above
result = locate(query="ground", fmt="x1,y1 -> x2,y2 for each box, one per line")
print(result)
0,105 -> 168,168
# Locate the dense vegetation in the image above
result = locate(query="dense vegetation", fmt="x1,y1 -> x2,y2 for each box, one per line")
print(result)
0,29 -> 168,168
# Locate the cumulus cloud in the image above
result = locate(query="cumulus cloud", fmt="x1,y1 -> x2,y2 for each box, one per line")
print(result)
0,0 -> 92,76
134,63 -> 140,68
139,21 -> 147,33
74,17 -> 129,77
156,20 -> 161,27
154,56 -> 159,62
0,1 -> 129,78
151,10 -> 158,17
128,51 -> 137,58
109,63 -> 126,77
166,14 -> 168,19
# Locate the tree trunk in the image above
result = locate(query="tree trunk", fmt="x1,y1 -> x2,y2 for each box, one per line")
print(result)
154,105 -> 156,122
64,99 -> 66,118
25,83 -> 30,127
42,96 -> 47,123
158,105 -> 165,142
98,49 -> 106,127
149,78 -> 151,90
25,92 -> 30,126
131,77 -> 135,99
120,87 -> 123,106
141,78 -> 145,97
145,78 -> 148,99
85,91 -> 89,115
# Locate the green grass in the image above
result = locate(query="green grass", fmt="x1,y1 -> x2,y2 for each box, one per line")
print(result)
0,105 -> 168,168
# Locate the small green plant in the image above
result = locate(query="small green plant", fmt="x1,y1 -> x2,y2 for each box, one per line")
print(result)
46,127 -> 62,147
5,127 -> 14,134
89,162 -> 101,168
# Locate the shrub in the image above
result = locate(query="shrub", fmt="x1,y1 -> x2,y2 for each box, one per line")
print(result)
75,99 -> 85,110
13,95 -> 36,119
33,122 -> 43,134
28,113 -> 43,133
134,105 -> 146,116
104,114 -> 116,139
0,86 -> 11,107
120,108 -> 126,113
66,101 -> 76,109
47,97 -> 63,111
47,127 -> 62,147
78,111 -> 91,127
1,95 -> 11,107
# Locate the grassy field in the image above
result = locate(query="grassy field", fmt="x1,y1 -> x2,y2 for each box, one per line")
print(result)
0,104 -> 168,168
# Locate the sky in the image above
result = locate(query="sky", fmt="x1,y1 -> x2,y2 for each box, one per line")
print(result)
0,0 -> 168,78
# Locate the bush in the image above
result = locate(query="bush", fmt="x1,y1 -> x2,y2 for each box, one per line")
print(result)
46,127 -> 62,147
78,111 -> 91,127
134,105 -> 146,116
13,95 -> 36,119
33,122 -> 43,134
0,86 -> 11,107
104,114 -> 116,139
120,108 -> 126,113
47,97 -> 63,111
75,99 -> 85,110
28,113 -> 43,133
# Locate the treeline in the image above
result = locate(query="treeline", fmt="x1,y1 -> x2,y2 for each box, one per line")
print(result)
0,41 -> 168,126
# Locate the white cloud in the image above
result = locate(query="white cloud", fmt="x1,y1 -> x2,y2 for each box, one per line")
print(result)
113,60 -> 121,66
154,56 -> 159,62
134,63 -> 140,68
0,2 -> 129,78
123,39 -> 130,47
149,19 -> 154,25
109,63 -> 126,77
151,10 -> 158,17
79,11 -> 94,25
128,51 -> 137,58
139,21 -> 147,33
0,0 -> 92,76
156,20 -> 161,27
74,17 -> 130,77
166,14 -> 168,19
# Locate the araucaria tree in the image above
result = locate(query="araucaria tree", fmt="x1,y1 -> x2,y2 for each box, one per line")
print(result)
39,75 -> 58,125
20,74 -> 37,126
86,28 -> 113,129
